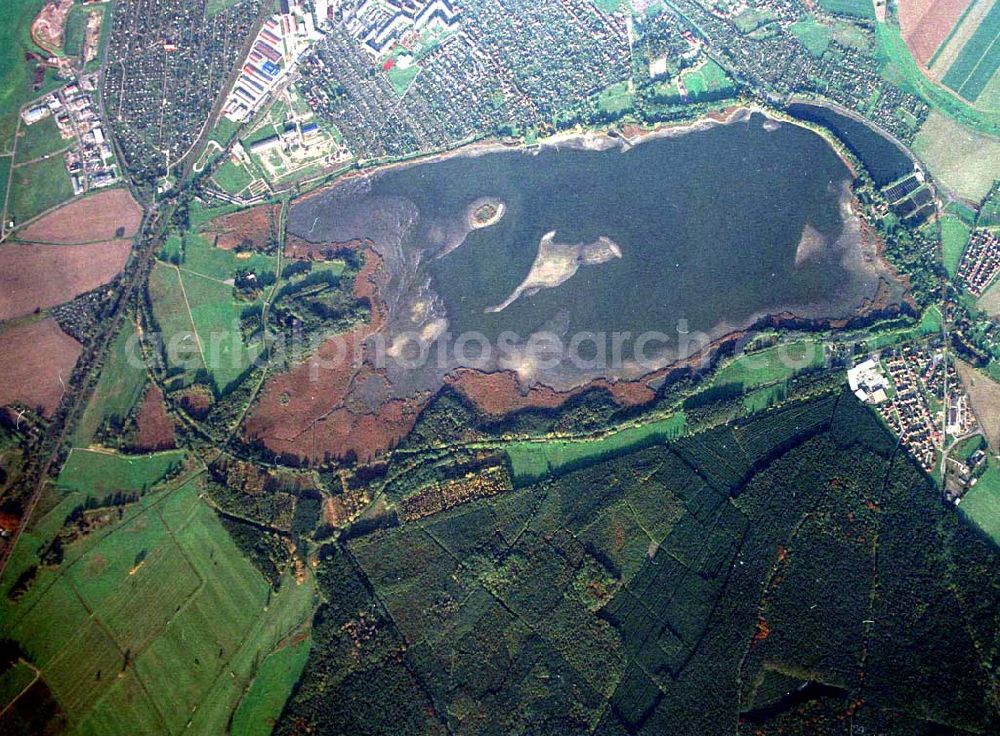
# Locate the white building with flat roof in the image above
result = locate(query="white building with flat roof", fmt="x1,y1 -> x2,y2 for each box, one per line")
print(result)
848,358 -> 890,404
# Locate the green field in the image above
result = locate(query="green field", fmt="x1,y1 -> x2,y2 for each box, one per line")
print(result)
230,635 -> 312,736
790,17 -> 833,57
592,0 -> 625,11
206,0 -> 246,16
682,59 -> 735,100
212,158 -> 256,196
182,270 -> 261,390
941,214 -> 973,277
8,155 -> 74,226
15,114 -> 69,162
960,457 -> 1000,544
71,322 -> 149,448
506,412 -> 687,485
0,0 -> 49,153
148,263 -> 207,376
206,116 -> 240,149
832,20 -> 873,51
941,0 -> 1000,103
912,111 -> 1000,202
0,473 -> 315,734
56,448 -> 186,498
0,154 -> 11,207
188,199 -> 243,227
150,228 -> 276,391
388,62 -> 421,97
0,661 -> 35,710
861,306 -> 944,351
184,231 -> 274,282
712,340 -> 825,389
175,232 -> 273,390
817,0 -> 874,19
63,6 -> 88,58
596,80 -> 635,115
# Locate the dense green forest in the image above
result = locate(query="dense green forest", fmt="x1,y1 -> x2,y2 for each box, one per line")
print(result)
274,392 -> 1000,734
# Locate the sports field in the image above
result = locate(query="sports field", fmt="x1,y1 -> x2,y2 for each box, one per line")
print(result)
211,158 -> 256,197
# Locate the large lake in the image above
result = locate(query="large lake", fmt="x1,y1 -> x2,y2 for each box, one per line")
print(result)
288,111 -> 903,390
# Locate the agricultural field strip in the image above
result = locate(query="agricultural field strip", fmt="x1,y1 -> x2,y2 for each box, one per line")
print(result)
2,468 -> 207,678
930,0 -> 988,69
7,466 -> 306,731
163,571 -> 310,735
954,31 -> 1000,100
0,661 -> 40,720
941,0 -> 1000,97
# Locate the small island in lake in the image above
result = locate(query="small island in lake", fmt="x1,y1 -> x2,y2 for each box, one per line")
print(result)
468,197 -> 506,229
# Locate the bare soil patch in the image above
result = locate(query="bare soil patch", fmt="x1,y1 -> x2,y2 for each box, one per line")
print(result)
18,189 -> 142,244
31,0 -> 74,55
899,0 -> 972,66
957,360 -> 1000,450
200,204 -> 278,251
133,386 -> 176,451
0,240 -> 132,321
0,319 -> 81,416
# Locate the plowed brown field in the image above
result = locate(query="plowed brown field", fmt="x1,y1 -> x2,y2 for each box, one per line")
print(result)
0,240 -> 132,321
134,386 -> 176,451
899,0 -> 973,66
0,319 -> 81,416
17,189 -> 142,244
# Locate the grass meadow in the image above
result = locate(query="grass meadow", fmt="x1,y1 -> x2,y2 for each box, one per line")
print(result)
9,155 -> 74,225
72,321 -> 148,448
0,465 -> 315,735
506,412 -> 687,485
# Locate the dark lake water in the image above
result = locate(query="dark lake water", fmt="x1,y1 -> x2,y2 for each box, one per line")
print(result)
288,112 -> 901,388
786,102 -> 914,187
